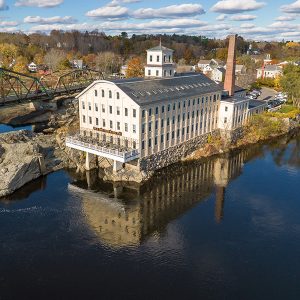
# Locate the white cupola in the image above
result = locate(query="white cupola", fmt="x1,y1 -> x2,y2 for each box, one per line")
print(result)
145,41 -> 175,78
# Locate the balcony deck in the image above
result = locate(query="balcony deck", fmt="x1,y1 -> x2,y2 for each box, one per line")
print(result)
66,136 -> 139,163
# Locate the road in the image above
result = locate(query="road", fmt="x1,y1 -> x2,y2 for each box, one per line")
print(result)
257,87 -> 277,102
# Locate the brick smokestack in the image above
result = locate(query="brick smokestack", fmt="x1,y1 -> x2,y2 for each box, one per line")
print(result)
224,34 -> 237,97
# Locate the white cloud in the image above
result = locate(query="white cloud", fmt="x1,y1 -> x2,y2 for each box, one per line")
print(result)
108,0 -> 140,6
276,15 -> 297,21
24,16 -> 76,24
240,23 -> 256,28
86,5 -> 129,19
0,20 -> 18,26
15,0 -> 63,8
230,14 -> 257,21
0,0 -> 8,10
216,14 -> 227,21
211,0 -> 265,14
131,4 -> 205,19
281,0 -> 300,14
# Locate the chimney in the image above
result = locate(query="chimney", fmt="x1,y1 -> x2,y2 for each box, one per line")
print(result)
224,34 -> 237,97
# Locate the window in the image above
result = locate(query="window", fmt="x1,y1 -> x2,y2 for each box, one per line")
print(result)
109,90 -> 112,98
167,118 -> 170,126
188,100 -> 190,106
224,117 -> 227,123
82,101 -> 85,109
161,119 -> 164,128
183,113 -> 185,121
142,110 -> 145,118
133,124 -> 136,133
142,141 -> 145,150
142,123 -> 145,134
193,99 -> 195,105
95,90 -> 98,97
95,103 -> 98,112
88,102 -> 91,110
89,116 -> 92,124
197,98 -> 200,105
164,70 -> 167,77
173,103 -> 176,110
164,55 -> 166,62
96,118 -> 99,126
161,134 -> 164,143
155,120 -> 158,130
102,89 -> 105,97
188,112 -> 190,120
225,106 -> 228,112
183,101 -> 186,108
116,92 -> 120,99
148,138 -> 152,148
117,106 -> 120,115
155,137 -> 157,145
148,121 -> 152,132
182,128 -> 185,135
117,122 -> 120,130
150,55 -> 153,62
109,106 -> 112,114
172,116 -> 175,124
149,108 -> 152,116
102,119 -> 106,127
133,109 -> 136,118
156,70 -> 159,76
125,108 -> 128,116
155,107 -> 158,115
168,104 -> 170,111
125,123 -> 128,132
161,106 -> 165,113
169,70 -> 172,76
172,131 -> 174,139
187,126 -> 189,134
166,132 -> 169,141
178,115 -> 180,122
169,55 -> 171,62
102,104 -> 105,113
148,70 -> 151,76
177,129 -> 180,137
192,111 -> 194,118
178,102 -> 181,109
82,115 -> 86,123
110,120 -> 113,129
157,55 -> 159,62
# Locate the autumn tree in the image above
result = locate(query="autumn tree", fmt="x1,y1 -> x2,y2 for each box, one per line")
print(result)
280,64 -> 300,107
95,52 -> 122,74
0,43 -> 18,68
44,49 -> 67,72
126,57 -> 144,78
13,56 -> 29,73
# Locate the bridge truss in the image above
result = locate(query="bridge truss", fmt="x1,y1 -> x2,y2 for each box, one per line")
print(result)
0,68 -> 104,105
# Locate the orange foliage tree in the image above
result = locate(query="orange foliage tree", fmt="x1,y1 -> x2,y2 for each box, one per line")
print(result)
126,56 -> 144,78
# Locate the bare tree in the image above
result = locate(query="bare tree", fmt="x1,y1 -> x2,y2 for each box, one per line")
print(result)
44,49 -> 66,72
95,52 -> 123,74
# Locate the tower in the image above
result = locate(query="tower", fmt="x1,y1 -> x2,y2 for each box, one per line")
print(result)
144,41 -> 176,78
224,34 -> 237,97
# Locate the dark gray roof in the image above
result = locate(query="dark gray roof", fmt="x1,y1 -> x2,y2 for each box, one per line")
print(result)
249,100 -> 267,109
147,45 -> 173,52
219,82 -> 246,92
113,73 -> 222,106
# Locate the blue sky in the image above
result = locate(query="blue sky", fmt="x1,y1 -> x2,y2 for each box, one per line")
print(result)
0,0 -> 299,41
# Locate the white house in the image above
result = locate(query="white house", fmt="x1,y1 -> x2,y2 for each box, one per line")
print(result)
28,62 -> 37,72
257,65 -> 283,79
211,67 -> 226,82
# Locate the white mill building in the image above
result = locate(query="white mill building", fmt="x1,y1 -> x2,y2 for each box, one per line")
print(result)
66,35 -> 266,173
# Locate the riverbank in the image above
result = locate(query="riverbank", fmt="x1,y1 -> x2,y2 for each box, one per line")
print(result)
1,103 -> 299,197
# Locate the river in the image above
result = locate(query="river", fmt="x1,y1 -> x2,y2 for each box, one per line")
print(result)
0,134 -> 299,299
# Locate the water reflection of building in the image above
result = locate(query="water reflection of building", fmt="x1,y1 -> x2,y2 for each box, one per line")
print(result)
69,151 -> 247,249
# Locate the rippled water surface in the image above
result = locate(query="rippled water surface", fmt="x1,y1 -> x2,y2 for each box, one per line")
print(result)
0,134 -> 300,299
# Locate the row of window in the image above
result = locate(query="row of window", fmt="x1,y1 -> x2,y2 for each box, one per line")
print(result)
82,102 -> 137,117
141,109 -> 216,133
94,89 -> 120,99
142,95 -> 219,118
147,69 -> 172,77
82,115 -> 137,133
141,121 -> 216,150
149,54 -> 172,63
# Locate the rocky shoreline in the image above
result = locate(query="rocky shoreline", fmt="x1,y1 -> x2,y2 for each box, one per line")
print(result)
1,101 -> 299,198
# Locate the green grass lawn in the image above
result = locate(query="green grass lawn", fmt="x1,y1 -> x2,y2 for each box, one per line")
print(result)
278,104 -> 296,113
